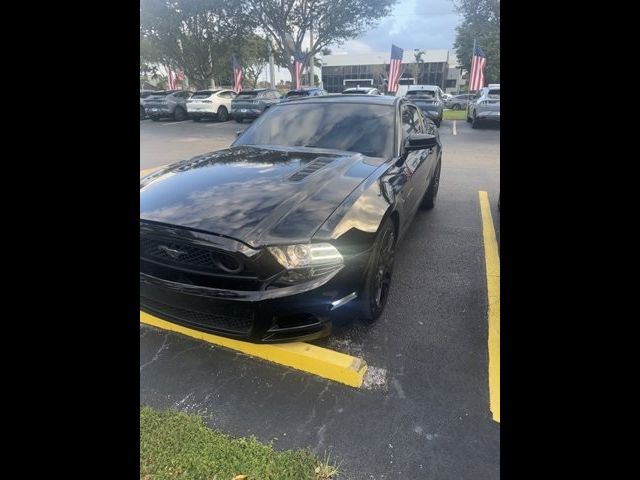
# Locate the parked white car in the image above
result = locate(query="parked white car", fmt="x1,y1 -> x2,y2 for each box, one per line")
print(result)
186,89 -> 237,122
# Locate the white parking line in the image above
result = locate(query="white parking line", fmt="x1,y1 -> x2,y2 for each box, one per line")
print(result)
453,120 -> 457,136
161,121 -> 189,126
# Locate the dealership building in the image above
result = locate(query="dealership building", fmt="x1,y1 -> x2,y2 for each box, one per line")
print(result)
320,49 -> 466,94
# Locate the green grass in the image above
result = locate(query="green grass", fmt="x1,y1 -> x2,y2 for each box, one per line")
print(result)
443,109 -> 468,121
140,406 -> 339,480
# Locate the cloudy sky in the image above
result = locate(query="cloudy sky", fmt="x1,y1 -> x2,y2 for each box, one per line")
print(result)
263,0 -> 462,82
335,0 -> 461,55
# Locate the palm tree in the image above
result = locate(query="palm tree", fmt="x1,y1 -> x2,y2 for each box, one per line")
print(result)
413,49 -> 425,84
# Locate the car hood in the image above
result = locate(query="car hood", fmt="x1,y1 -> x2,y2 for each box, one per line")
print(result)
140,146 -> 385,247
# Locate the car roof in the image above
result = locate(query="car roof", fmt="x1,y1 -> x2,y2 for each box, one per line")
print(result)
408,84 -> 439,90
277,94 -> 399,106
343,87 -> 375,91
240,89 -> 272,93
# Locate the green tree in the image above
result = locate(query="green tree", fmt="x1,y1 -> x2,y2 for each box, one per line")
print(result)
140,0 -> 258,89
249,0 -> 398,82
238,35 -> 272,89
452,0 -> 500,86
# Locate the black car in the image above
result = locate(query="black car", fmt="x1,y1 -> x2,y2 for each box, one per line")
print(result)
405,88 -> 444,127
231,89 -> 282,123
282,87 -> 327,101
140,95 -> 442,342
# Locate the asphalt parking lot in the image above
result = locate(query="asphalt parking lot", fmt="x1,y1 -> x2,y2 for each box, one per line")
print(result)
140,115 -> 500,479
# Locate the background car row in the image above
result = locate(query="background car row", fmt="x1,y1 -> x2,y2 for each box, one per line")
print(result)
140,83 -> 499,128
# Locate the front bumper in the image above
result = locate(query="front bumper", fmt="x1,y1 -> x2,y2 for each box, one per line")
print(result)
140,252 -> 370,343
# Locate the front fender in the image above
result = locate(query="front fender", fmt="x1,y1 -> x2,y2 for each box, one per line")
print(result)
312,163 -> 398,254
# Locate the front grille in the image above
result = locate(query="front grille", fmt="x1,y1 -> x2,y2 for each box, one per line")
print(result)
140,237 -> 244,275
140,296 -> 254,334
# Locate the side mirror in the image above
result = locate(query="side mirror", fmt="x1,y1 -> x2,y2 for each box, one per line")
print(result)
235,129 -> 245,137
405,133 -> 437,151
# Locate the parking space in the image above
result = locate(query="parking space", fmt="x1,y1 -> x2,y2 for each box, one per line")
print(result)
140,117 -> 500,479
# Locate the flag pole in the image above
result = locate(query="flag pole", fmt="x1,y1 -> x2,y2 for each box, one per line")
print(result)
467,39 -> 476,119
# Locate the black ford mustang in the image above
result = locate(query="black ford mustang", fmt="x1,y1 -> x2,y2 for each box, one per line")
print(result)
140,95 -> 442,342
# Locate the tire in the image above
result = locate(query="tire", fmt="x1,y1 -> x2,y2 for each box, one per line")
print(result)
471,113 -> 479,129
452,104 -> 461,111
173,107 -> 187,121
435,119 -> 441,128
235,117 -> 243,123
140,106 -> 145,120
421,158 -> 441,210
360,217 -> 396,322
217,106 -> 229,122
150,116 -> 161,122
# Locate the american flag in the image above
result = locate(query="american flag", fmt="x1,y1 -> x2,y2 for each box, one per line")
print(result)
387,44 -> 404,94
232,55 -> 243,93
469,43 -> 487,91
293,51 -> 305,89
165,66 -> 176,90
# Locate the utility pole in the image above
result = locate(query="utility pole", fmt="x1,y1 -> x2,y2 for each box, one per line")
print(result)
267,36 -> 276,89
308,22 -> 315,86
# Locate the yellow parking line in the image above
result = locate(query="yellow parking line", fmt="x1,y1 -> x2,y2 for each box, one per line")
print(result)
140,312 -> 368,387
479,191 -> 500,423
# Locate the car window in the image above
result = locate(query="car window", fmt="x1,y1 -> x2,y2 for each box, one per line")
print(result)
218,91 -> 233,99
236,92 -> 258,100
488,89 -> 500,98
406,90 -> 436,99
402,104 -> 423,137
234,103 -> 394,158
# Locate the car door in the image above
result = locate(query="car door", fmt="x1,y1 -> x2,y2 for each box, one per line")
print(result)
400,104 -> 432,218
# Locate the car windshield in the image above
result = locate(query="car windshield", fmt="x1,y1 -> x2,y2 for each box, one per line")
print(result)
192,90 -> 220,98
407,90 -> 436,99
488,89 -> 500,98
236,92 -> 259,100
234,103 -> 394,158
343,90 -> 368,94
286,91 -> 309,97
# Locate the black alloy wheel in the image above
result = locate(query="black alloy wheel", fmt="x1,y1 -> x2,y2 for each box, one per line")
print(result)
361,218 -> 396,322
217,106 -> 229,122
174,107 -> 187,121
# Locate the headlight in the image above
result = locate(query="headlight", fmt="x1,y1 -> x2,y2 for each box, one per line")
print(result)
268,243 -> 343,269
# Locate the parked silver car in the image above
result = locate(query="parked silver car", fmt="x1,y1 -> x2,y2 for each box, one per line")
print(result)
144,90 -> 193,121
140,90 -> 157,119
467,85 -> 500,128
445,94 -> 474,110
